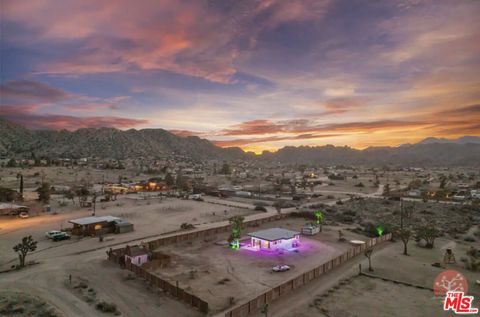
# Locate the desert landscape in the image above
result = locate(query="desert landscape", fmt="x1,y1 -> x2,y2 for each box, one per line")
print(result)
2,1 -> 480,316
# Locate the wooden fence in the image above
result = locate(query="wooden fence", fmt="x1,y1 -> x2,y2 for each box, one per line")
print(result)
108,212 -> 289,260
125,260 -> 209,313
223,233 -> 392,317
107,214 -> 391,316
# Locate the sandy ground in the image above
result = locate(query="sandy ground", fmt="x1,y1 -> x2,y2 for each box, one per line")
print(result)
0,291 -> 61,317
0,196 -> 266,317
152,219 -> 369,314
0,166 -> 142,189
287,275 -> 451,317
251,237 -> 480,317
0,196 -> 258,266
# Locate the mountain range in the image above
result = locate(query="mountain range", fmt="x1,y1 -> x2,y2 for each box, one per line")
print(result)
1,119 -> 479,166
0,119 -> 243,160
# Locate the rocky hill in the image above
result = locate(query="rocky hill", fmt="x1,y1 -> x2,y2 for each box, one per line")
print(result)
0,119 -> 244,160
260,143 -> 480,166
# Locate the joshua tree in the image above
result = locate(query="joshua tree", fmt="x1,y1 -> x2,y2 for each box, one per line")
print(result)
364,248 -> 374,271
261,303 -> 269,317
220,162 -> 231,175
13,236 -> 38,268
16,173 -> 24,200
338,230 -> 345,242
314,210 -> 324,232
416,223 -> 440,248
92,193 -> 97,216
36,182 -> 51,203
65,190 -> 75,205
165,173 -> 174,186
229,216 -> 244,249
272,200 -> 284,213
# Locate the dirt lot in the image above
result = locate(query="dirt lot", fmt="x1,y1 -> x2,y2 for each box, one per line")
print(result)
287,275 -> 449,317
0,166 -> 142,189
0,196 -> 264,317
150,218 -> 369,314
0,197 -> 257,267
253,237 -> 480,317
0,291 -> 61,317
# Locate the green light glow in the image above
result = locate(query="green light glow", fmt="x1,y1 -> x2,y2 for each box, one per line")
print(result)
230,239 -> 240,250
314,210 -> 324,225
376,225 -> 384,236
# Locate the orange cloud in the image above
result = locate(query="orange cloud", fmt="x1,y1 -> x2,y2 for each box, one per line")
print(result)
212,133 -> 339,147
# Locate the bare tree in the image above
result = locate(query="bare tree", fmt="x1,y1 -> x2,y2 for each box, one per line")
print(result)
396,227 -> 412,255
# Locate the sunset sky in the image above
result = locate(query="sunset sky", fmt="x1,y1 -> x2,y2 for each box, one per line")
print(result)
1,0 -> 479,153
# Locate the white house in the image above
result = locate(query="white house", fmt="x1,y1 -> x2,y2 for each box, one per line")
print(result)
248,228 -> 300,251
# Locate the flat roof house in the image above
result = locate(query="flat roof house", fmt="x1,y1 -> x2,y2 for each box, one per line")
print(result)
0,203 -> 29,216
248,228 -> 300,251
69,215 -> 120,236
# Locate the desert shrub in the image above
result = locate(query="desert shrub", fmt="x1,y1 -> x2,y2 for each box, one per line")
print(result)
289,211 -> 316,220
464,236 -> 476,242
253,201 -> 268,207
344,209 -> 356,216
254,206 -> 267,212
180,223 -> 195,230
96,301 -> 119,314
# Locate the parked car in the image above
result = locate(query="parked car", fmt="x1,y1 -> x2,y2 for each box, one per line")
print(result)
18,212 -> 29,219
272,264 -> 290,272
46,230 -> 63,239
52,232 -> 71,242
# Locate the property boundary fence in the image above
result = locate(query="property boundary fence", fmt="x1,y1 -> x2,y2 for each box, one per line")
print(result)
107,212 -> 289,313
222,233 -> 392,317
107,214 -> 391,316
125,259 -> 209,313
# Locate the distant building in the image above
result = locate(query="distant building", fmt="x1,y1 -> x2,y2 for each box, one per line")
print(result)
471,190 -> 480,199
407,189 -> 423,198
0,203 -> 29,216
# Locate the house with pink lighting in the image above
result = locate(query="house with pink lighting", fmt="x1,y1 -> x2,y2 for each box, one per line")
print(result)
248,228 -> 300,251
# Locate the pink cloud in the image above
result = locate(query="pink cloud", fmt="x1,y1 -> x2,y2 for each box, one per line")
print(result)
0,80 -> 70,103
3,0 -> 330,83
0,104 -> 147,130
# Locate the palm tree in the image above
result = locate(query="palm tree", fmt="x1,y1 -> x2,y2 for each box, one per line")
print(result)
314,210 -> 324,232
229,216 -> 244,249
